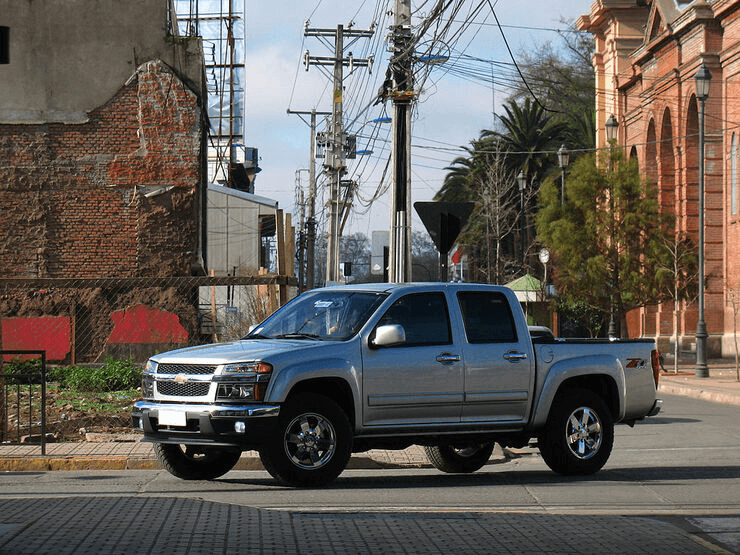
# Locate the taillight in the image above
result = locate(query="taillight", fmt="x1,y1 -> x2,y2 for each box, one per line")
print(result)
650,349 -> 661,387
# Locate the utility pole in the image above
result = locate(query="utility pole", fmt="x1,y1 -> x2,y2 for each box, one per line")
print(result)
304,24 -> 374,284
288,108 -> 331,289
388,0 -> 414,283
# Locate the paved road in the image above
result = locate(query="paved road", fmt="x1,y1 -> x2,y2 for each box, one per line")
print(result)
1,394 -> 740,554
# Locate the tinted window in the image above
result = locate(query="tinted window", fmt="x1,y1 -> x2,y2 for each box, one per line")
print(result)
458,291 -> 518,343
377,292 -> 451,346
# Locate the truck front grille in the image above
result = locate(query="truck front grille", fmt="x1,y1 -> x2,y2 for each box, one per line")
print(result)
157,364 -> 216,375
157,381 -> 210,397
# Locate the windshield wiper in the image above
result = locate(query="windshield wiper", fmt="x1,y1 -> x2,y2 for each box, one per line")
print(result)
244,333 -> 271,339
274,333 -> 322,340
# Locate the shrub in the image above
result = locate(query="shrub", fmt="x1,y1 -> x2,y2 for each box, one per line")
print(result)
1,357 -> 43,385
53,357 -> 142,392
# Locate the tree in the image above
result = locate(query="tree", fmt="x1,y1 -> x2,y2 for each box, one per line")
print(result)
656,233 -> 698,371
340,232 -> 371,281
411,231 -> 438,281
483,97 -> 567,185
536,153 -> 674,337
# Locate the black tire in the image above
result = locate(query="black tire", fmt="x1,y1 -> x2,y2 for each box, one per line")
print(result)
153,443 -> 241,480
259,393 -> 352,487
424,442 -> 495,473
538,388 -> 614,476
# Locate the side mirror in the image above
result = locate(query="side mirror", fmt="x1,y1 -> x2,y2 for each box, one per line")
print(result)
370,324 -> 406,348
248,324 -> 258,333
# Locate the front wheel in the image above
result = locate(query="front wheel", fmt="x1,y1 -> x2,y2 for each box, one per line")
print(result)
153,443 -> 241,480
259,393 -> 352,487
424,442 -> 495,473
538,388 -> 614,476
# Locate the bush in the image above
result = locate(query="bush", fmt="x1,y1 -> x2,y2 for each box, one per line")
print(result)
1,357 -> 43,385
53,357 -> 142,392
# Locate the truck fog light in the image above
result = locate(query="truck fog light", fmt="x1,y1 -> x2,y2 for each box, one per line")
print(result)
234,421 -> 246,434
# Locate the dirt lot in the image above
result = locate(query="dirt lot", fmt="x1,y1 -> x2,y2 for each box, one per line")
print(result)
2,383 -> 136,443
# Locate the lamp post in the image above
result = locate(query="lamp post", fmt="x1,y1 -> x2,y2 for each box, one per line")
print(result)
517,171 -> 527,267
605,114 -> 619,339
557,144 -> 569,204
695,62 -> 712,378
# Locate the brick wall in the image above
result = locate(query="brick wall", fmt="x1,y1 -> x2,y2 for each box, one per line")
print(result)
0,60 -> 204,278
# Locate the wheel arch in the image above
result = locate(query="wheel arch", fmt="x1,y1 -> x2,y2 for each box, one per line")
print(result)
285,377 -> 357,429
532,367 -> 622,429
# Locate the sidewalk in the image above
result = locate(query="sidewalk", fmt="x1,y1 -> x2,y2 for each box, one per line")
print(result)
1,361 -> 738,472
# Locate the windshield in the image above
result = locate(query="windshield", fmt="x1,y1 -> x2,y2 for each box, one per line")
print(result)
247,290 -> 388,341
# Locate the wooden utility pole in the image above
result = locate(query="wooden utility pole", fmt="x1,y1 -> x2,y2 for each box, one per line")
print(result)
288,108 -> 331,289
304,24 -> 374,284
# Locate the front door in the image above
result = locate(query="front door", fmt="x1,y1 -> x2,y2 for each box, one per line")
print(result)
362,292 -> 463,428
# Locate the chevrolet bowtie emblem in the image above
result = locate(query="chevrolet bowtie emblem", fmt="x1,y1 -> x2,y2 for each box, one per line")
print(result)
173,374 -> 189,383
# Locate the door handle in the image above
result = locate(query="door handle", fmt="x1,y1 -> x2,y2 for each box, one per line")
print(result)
436,353 -> 461,363
503,350 -> 527,362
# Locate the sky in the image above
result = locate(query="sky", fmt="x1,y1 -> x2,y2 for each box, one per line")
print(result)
243,0 -> 595,242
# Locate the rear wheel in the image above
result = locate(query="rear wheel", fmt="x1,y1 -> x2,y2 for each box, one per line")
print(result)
154,443 -> 241,480
259,393 -> 352,487
424,442 -> 495,473
538,388 -> 614,475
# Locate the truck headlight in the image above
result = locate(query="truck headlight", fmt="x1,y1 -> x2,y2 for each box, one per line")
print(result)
217,383 -> 255,401
222,362 -> 272,375
217,362 -> 272,402
145,359 -> 158,374
142,374 -> 155,398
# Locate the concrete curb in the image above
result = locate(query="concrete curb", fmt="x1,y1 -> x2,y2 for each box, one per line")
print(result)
658,381 -> 740,407
0,446 -> 509,473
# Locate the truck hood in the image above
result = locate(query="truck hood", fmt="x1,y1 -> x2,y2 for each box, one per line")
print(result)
150,338 -> 326,366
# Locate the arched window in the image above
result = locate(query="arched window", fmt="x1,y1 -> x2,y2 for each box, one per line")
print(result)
732,134 -> 738,215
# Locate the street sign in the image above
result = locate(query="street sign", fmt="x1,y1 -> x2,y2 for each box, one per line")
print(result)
414,201 -> 474,281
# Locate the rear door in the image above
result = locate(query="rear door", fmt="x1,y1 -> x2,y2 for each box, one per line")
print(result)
456,290 -> 534,424
361,291 -> 463,427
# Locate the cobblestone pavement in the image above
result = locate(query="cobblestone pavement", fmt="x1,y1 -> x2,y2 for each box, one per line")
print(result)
0,361 -> 738,553
0,495 -> 730,554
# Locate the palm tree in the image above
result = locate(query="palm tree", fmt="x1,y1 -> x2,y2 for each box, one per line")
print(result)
482,97 -> 567,186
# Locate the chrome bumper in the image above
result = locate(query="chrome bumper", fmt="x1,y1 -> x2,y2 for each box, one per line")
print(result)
133,400 -> 280,419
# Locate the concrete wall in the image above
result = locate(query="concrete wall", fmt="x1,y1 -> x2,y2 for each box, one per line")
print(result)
0,0 -> 203,124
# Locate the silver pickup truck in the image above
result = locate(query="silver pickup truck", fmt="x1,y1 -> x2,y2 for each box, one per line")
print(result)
132,282 -> 662,486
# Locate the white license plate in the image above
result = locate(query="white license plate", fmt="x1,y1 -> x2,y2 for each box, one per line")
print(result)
158,410 -> 187,427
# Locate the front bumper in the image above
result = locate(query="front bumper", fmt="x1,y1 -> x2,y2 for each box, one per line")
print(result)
132,400 -> 280,448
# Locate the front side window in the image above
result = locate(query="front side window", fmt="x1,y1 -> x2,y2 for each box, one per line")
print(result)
376,292 -> 451,346
457,291 -> 517,343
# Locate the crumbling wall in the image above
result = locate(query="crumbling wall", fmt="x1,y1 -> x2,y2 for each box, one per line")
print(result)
0,60 -> 203,278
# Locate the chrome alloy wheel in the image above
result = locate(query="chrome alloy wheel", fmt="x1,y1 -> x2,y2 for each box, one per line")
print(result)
565,406 -> 603,459
284,412 -> 337,469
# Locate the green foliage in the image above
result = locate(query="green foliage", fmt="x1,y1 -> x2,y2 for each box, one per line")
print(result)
536,153 -> 678,336
1,357 -> 43,384
52,357 -> 142,392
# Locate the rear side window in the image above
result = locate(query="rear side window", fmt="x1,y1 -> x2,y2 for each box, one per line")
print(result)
457,291 -> 518,343
377,292 -> 451,346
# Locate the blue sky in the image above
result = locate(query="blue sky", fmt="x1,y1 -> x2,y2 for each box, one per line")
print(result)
243,0 -> 594,239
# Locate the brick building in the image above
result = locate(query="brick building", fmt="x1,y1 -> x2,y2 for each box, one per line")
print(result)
0,0 -> 207,278
578,0 -> 740,356
0,0 -> 209,361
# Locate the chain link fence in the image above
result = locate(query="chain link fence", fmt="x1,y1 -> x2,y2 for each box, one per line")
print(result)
0,276 -> 298,365
0,276 -> 297,442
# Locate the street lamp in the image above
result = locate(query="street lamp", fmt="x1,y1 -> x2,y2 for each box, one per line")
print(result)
517,171 -> 527,267
557,144 -> 569,204
605,114 -> 618,143
695,62 -> 712,378
605,115 -> 618,339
